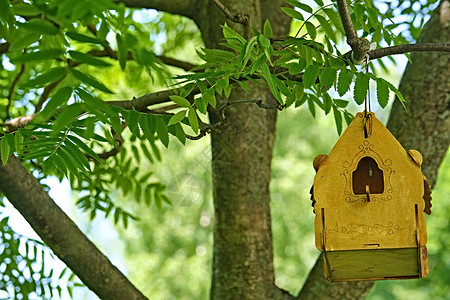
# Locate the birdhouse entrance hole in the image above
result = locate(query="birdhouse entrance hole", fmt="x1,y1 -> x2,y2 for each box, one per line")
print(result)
352,157 -> 384,195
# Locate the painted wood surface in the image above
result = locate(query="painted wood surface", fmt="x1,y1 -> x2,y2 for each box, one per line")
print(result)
311,111 -> 430,281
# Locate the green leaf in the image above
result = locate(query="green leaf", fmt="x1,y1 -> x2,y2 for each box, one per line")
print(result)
140,113 -> 156,141
71,69 -> 113,93
66,32 -> 107,45
333,106 -> 343,135
1,137 -> 10,165
172,123 -> 186,145
57,148 -> 79,177
353,73 -> 370,105
63,139 -> 91,171
10,49 -> 63,64
76,88 -> 109,111
323,8 -> 345,34
23,67 -> 67,88
52,103 -> 83,133
307,98 -> 315,118
263,19 -> 273,38
195,97 -> 207,114
14,132 -> 23,152
11,3 -> 39,16
385,80 -> 406,104
205,88 -> 217,108
315,14 -> 336,42
305,22 -> 317,40
141,143 -> 154,163
261,63 -> 282,103
288,62 -> 303,75
0,0 -> 11,23
222,24 -> 246,44
131,146 -> 140,163
285,0 -> 313,13
257,34 -> 272,62
319,67 -> 337,91
36,87 -> 73,122
155,117 -> 169,148
188,107 -> 199,134
169,95 -> 191,108
337,69 -> 353,96
343,111 -> 354,126
303,64 -> 320,88
67,135 -> 100,161
376,78 -> 389,108
19,19 -> 59,35
281,7 -> 304,21
68,51 -> 111,67
334,99 -> 349,108
168,110 -> 186,126
199,48 -> 235,63
116,33 -> 127,70
314,0 -> 324,6
5,133 -> 14,151
150,141 -> 161,161
52,152 -> 67,175
42,157 -> 55,173
125,110 -> 141,137
8,31 -> 41,51
323,93 -> 332,114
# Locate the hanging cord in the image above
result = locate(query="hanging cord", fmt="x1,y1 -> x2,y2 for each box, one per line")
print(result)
363,54 -> 372,138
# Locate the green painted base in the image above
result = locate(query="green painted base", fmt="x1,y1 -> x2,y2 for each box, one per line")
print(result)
323,247 -> 428,281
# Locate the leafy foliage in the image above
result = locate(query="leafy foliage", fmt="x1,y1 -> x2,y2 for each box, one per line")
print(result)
0,213 -> 78,299
0,0 -> 437,296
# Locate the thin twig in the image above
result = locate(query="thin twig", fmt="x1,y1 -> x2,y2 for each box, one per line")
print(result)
336,0 -> 358,44
6,64 -> 26,119
209,0 -> 249,25
369,43 -> 450,60
336,0 -> 370,62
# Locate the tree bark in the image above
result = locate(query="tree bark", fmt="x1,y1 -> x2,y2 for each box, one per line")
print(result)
205,0 -> 291,299
0,156 -> 147,300
298,2 -> 449,299
387,0 -> 450,187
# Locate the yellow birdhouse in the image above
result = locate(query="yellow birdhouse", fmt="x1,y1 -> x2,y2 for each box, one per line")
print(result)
311,111 -> 432,282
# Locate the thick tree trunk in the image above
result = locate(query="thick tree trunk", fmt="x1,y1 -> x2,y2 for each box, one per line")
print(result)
298,2 -> 449,299
204,1 -> 290,299
387,0 -> 450,187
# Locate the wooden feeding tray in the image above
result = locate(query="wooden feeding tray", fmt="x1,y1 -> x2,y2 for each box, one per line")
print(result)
311,112 -> 431,281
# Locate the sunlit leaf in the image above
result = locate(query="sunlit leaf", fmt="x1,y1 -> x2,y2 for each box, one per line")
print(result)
1,137 -> 10,165
23,67 -> 67,88
71,69 -> 113,93
168,110 -> 187,126
10,49 -> 63,64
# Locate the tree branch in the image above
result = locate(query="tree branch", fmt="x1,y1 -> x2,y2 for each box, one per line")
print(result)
336,0 -> 370,62
0,155 -> 147,300
209,0 -> 249,25
336,0 -> 357,44
368,43 -> 450,60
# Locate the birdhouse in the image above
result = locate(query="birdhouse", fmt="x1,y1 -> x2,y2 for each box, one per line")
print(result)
311,111 -> 432,282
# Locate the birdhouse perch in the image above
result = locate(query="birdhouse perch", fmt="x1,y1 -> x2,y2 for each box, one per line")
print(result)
311,112 -> 432,282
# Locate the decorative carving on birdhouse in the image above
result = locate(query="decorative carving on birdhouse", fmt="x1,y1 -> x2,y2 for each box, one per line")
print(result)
311,112 -> 432,282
